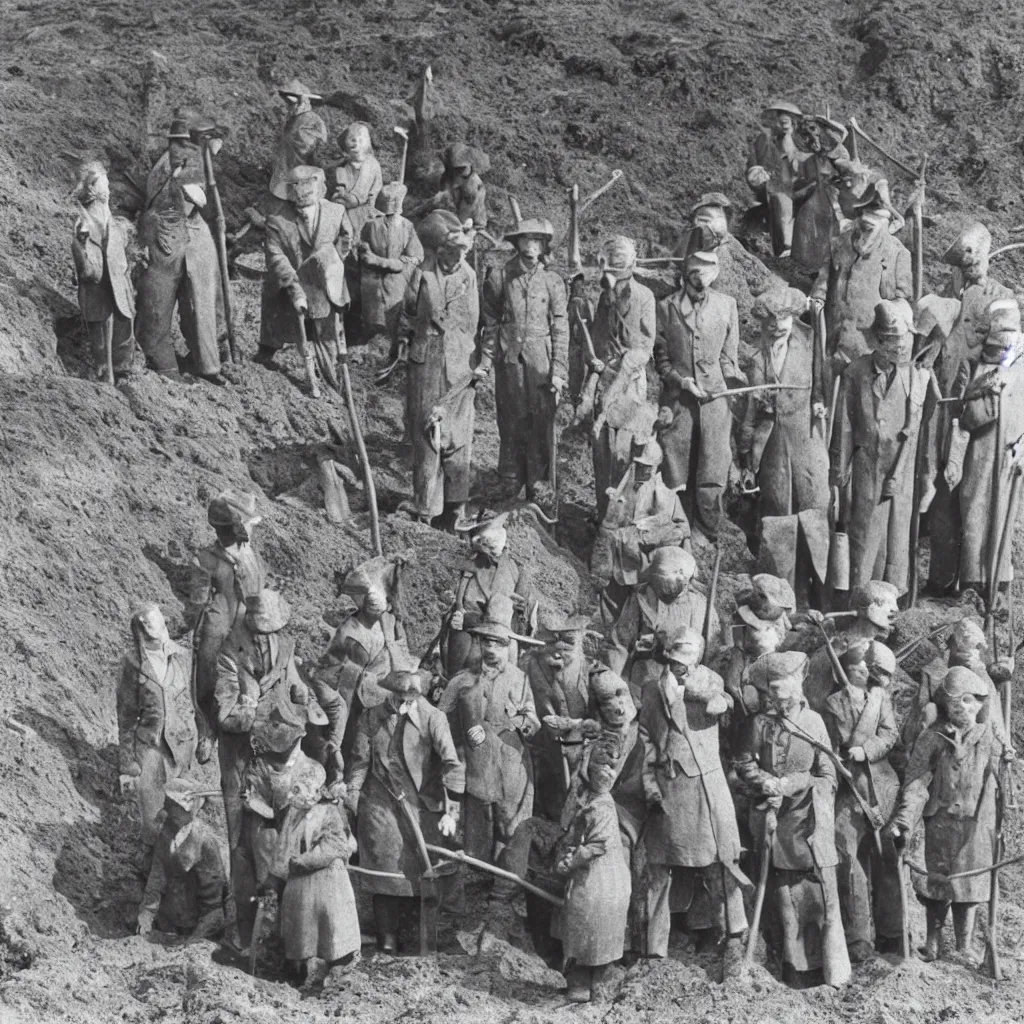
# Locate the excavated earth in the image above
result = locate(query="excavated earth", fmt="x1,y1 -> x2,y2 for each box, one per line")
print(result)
3,0 -> 1024,1020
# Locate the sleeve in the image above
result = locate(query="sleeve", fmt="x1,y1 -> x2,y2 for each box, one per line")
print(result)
684,666 -> 727,705
117,657 -> 141,775
810,262 -> 829,306
430,708 -> 467,796
481,266 -> 504,351
959,383 -> 999,432
214,651 -> 257,733
398,265 -> 423,342
805,717 -> 837,793
607,594 -> 640,676
291,807 -> 349,874
737,357 -> 763,459
265,219 -> 303,304
401,220 -> 424,268
516,672 -> 541,734
140,841 -> 168,913
891,243 -> 913,301
637,287 -> 657,361
573,800 -> 614,867
654,300 -> 673,380
548,273 -> 570,383
334,209 -> 353,261
719,298 -> 743,384
733,718 -> 773,791
346,709 -> 372,799
639,715 -> 661,805
71,229 -> 104,284
863,690 -> 899,762
893,732 -> 937,829
309,676 -> 348,756
822,702 -> 845,753
983,678 -> 1011,748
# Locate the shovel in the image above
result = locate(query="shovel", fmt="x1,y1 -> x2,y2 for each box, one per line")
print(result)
745,806 -> 776,964
395,792 -> 440,954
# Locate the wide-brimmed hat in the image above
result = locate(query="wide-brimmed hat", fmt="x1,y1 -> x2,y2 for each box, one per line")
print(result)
505,217 -> 555,242
940,666 -> 989,700
208,489 -> 261,528
690,192 -> 731,218
468,619 -> 514,643
764,99 -> 802,117
245,589 -> 292,634
852,179 -> 898,218
949,619 -> 986,650
454,510 -> 510,536
811,114 -> 848,143
380,668 -> 424,695
737,573 -> 796,629
685,250 -> 719,271
278,78 -> 322,101
664,626 -> 705,664
252,684 -> 328,755
941,223 -> 992,267
538,609 -> 590,637
748,650 -> 809,691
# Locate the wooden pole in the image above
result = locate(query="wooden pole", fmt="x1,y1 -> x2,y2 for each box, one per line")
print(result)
425,845 -> 564,907
201,143 -> 239,364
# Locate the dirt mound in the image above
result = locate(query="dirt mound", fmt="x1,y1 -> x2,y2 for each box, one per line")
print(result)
3,0 -> 1024,1021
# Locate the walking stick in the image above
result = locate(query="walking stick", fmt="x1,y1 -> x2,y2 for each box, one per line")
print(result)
745,807 -> 776,963
199,137 -> 239,364
425,845 -> 564,908
985,392 -> 1006,637
895,848 -> 912,961
332,352 -> 384,557
988,762 -> 1007,980
702,541 -> 722,664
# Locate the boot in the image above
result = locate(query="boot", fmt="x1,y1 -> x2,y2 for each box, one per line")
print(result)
952,904 -> 978,957
565,965 -> 591,1003
305,356 -> 321,399
920,924 -> 941,961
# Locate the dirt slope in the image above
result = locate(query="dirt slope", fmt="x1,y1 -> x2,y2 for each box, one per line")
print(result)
3,0 -> 1024,1021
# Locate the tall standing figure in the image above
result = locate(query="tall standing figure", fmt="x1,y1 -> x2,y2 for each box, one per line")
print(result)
264,166 -> 352,395
746,100 -> 805,257
654,250 -> 745,540
137,118 -> 224,384
402,211 -> 487,527
193,490 -> 266,764
268,79 -> 328,205
832,300 -> 936,596
738,286 -> 829,603
482,218 -> 569,500
70,160 -> 136,383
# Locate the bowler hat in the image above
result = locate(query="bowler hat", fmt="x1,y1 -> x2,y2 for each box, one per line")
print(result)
208,489 -> 261,528
419,209 -> 473,252
866,299 -> 914,341
167,117 -> 192,140
764,99 -> 802,117
690,192 -> 732,218
941,223 -> 992,267
685,250 -> 719,271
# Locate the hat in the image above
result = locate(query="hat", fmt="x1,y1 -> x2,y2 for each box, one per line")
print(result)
812,114 -> 848,141
940,666 -> 990,700
949,618 -> 986,649
252,684 -> 328,755
633,436 -> 663,467
419,209 -> 473,252
290,164 -> 325,185
942,223 -> 992,267
643,546 -> 697,582
287,758 -> 328,799
376,181 -> 408,214
505,217 -> 555,242
664,625 -> 705,664
245,589 -> 292,634
454,510 -> 510,536
737,574 -> 797,629
469,619 -> 513,643
380,668 -> 424,695
686,250 -> 719,271
444,142 -> 475,170
589,664 -> 631,703
982,297 -> 1021,336
167,117 -> 192,140
851,580 -> 900,613
278,78 -> 322,101
759,650 -> 809,683
839,636 -> 872,667
765,99 -> 802,117
864,640 -> 896,676
208,489 -> 261,528
690,192 -> 732,218
599,235 -> 638,271
751,286 -> 808,322
852,179 -> 897,217
867,299 -> 914,341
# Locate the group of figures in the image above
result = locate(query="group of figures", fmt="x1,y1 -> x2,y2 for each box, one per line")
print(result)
100,87 -> 1023,1000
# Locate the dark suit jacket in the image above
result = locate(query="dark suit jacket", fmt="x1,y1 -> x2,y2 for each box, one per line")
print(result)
72,207 -> 135,321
